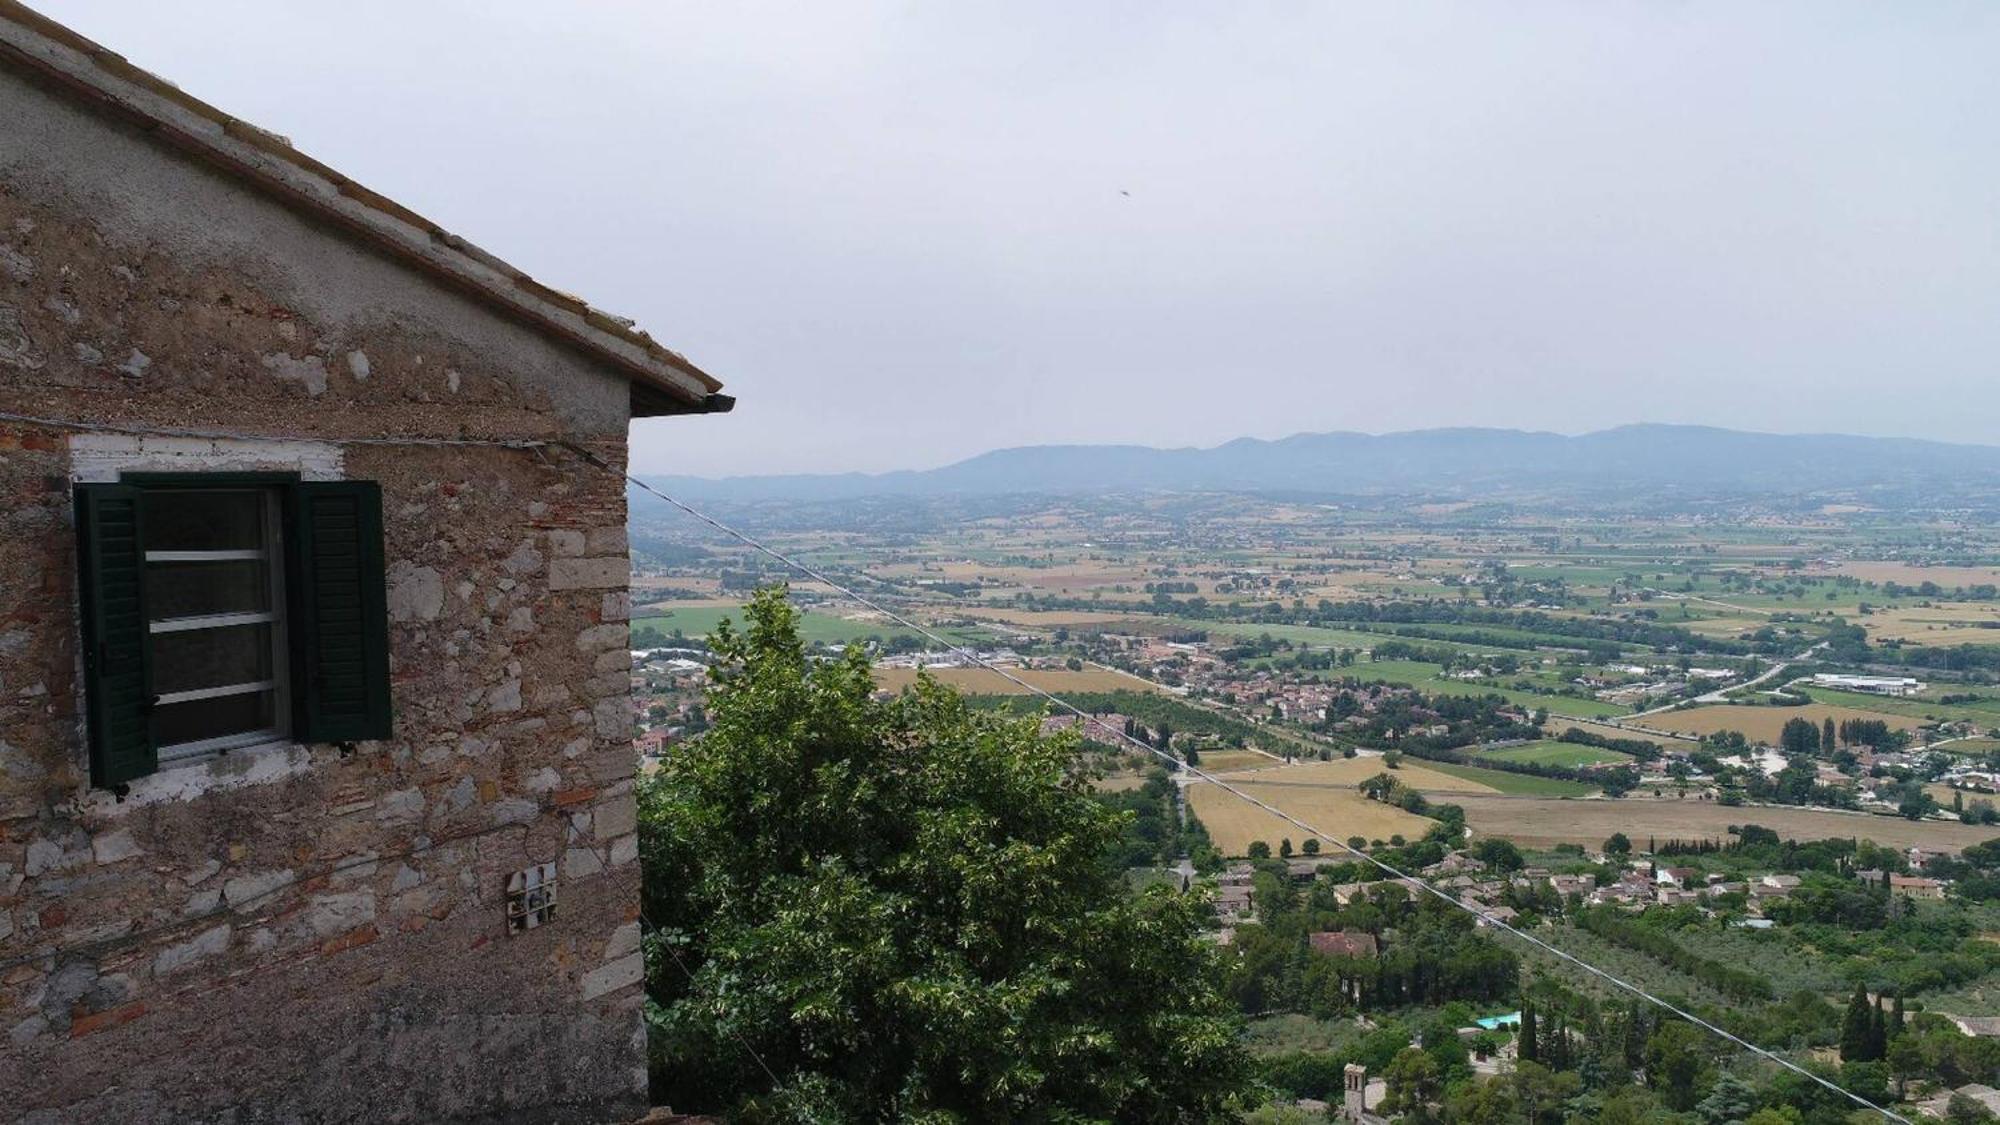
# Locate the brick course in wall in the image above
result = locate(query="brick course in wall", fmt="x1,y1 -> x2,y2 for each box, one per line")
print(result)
0,57 -> 677,1122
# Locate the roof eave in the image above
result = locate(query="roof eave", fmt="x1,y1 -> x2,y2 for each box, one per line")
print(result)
0,0 -> 723,413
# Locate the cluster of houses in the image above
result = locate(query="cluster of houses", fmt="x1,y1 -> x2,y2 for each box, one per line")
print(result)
1580,664 -> 1743,705
1039,712 -> 1139,746
630,647 -> 716,765
875,645 -> 1027,670
1206,844 -> 1955,937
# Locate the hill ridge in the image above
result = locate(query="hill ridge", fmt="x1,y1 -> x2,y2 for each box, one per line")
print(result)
635,423 -> 2000,504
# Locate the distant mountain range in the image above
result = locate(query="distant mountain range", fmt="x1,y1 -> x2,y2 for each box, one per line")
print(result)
634,425 -> 2000,506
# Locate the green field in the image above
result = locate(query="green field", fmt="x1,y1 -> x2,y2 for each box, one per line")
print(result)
1795,686 -> 2000,727
1413,760 -> 1599,797
1480,740 -> 1634,768
1360,661 -> 1628,719
635,605 -> 989,648
1163,618 -> 1500,658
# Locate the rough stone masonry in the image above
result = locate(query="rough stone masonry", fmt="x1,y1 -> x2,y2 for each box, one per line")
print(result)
0,10 -> 726,1121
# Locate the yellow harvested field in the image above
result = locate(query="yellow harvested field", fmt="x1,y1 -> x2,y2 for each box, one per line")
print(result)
955,608 -> 1151,627
1212,757 -> 1497,794
872,666 -> 1161,695
1680,615 -> 1767,638
1541,719 -> 1690,749
1188,781 -> 1434,855
1646,704 -> 1921,745
1198,749 -> 1286,773
1455,794 -> 2000,852
1834,562 -> 2000,588
1091,774 -> 1151,793
1861,604 -> 2000,646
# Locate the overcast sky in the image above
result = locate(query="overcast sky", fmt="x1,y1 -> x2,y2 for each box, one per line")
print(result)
40,2 -> 2000,476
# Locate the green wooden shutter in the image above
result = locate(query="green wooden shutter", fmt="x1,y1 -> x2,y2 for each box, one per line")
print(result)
75,484 -> 157,786
293,481 -> 393,742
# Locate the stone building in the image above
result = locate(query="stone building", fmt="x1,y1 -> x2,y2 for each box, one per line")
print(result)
0,5 -> 731,1120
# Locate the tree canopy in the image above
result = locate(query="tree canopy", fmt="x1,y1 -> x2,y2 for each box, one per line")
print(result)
638,589 -> 1250,1120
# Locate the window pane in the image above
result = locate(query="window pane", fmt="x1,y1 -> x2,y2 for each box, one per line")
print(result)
151,623 -> 274,696
154,691 -> 275,747
147,559 -> 270,619
145,490 -> 265,552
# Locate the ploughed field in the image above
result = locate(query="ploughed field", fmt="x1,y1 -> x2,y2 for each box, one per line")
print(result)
1642,703 -> 1923,745
1188,780 -> 1436,856
1209,756 -> 1498,793
872,666 -> 1160,695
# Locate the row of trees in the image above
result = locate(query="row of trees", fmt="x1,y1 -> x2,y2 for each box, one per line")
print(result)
1571,907 -> 1775,1003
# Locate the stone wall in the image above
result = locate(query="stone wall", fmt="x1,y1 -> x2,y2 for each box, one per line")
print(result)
1,64 -> 654,1123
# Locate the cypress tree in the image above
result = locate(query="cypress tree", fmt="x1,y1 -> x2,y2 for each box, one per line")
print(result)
1520,1001 -> 1538,1064
1622,1000 -> 1647,1071
1840,985 -> 1872,1061
1823,716 -> 1837,752
1869,998 -> 1888,1061
1891,992 -> 1906,1040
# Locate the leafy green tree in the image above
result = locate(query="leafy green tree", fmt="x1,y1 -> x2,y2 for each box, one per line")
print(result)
1381,1046 -> 1442,1119
1695,1070 -> 1758,1124
1604,832 -> 1632,858
1887,1032 -> 1927,1098
1359,772 -> 1399,802
1302,837 -> 1320,856
1247,840 -> 1272,859
1442,1077 -> 1517,1124
638,589 -> 1251,1119
1510,1059 -> 1580,1124
1646,1019 -> 1715,1111
1279,838 -> 1294,859
1781,716 -> 1821,756
1471,837 -> 1524,873
1842,1059 -> 1892,1107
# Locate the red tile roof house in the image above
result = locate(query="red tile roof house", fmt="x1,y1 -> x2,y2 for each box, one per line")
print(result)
1308,930 -> 1380,960
0,4 -> 730,1120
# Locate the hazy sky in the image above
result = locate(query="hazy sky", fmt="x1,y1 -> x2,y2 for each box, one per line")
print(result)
39,2 -> 2000,475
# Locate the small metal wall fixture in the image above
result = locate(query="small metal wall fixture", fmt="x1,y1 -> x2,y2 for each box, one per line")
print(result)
506,862 -> 559,932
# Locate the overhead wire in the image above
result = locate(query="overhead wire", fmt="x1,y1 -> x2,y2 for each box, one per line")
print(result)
0,410 -> 1908,1120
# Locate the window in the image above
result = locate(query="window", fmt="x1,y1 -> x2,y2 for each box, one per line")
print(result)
144,485 -> 290,760
75,474 -> 392,789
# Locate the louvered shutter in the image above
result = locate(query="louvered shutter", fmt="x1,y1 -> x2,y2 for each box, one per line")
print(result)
292,481 -> 392,742
75,484 -> 156,786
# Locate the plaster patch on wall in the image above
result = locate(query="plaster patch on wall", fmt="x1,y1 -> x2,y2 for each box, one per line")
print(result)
83,741 -> 319,814
69,433 -> 344,482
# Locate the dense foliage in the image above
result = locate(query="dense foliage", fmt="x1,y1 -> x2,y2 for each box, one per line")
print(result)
638,590 -> 1251,1120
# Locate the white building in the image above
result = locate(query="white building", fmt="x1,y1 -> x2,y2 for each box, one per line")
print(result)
1811,674 -> 1925,697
